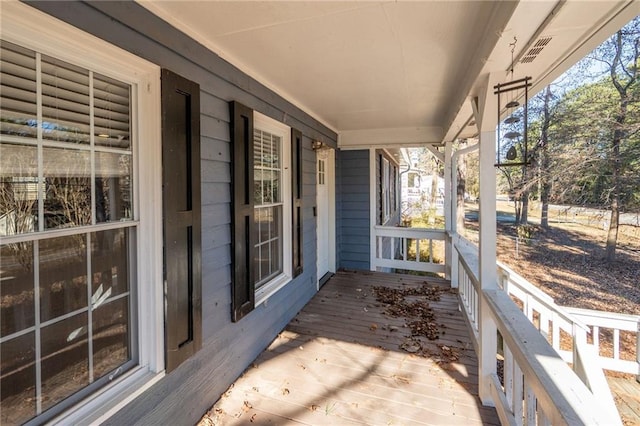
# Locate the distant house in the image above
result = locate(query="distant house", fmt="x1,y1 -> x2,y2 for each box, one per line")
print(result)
400,149 -> 445,218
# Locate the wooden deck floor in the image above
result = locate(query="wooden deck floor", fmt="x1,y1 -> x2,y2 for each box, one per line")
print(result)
608,376 -> 640,425
204,271 -> 499,425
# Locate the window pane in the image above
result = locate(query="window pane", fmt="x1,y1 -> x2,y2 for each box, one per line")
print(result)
40,313 -> 89,411
254,205 -> 282,288
270,239 -> 280,277
91,228 -> 129,300
0,143 -> 39,235
39,234 -> 88,322
93,73 -> 131,150
95,152 -> 132,222
0,332 -> 36,425
0,41 -> 37,139
41,55 -> 91,144
43,147 -> 91,229
0,241 -> 34,337
93,296 -> 130,380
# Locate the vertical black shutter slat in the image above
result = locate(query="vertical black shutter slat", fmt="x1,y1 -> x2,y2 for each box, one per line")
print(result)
291,128 -> 303,277
230,101 -> 255,322
161,69 -> 202,372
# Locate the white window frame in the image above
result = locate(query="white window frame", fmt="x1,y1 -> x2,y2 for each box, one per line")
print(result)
253,112 -> 292,306
1,3 -> 164,424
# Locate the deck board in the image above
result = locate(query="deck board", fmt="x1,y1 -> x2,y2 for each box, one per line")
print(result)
608,376 -> 640,425
205,271 -> 499,425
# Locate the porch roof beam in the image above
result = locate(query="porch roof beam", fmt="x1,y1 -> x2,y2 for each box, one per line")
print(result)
424,145 -> 444,163
338,126 -> 443,149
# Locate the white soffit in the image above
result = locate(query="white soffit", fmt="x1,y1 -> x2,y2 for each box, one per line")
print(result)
138,1 -> 502,134
138,0 -> 638,145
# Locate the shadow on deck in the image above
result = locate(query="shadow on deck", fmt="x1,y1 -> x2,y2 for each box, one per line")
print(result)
205,271 -> 499,425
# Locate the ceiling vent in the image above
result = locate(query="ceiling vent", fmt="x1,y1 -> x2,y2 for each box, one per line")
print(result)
520,36 -> 553,64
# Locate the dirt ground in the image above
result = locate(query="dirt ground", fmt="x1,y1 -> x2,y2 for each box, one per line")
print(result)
463,210 -> 640,316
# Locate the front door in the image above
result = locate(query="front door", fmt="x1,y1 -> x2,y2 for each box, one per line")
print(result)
316,150 -> 334,283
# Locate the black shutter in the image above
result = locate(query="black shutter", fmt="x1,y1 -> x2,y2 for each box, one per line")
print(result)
161,69 -> 202,372
291,128 -> 303,277
230,101 -> 255,322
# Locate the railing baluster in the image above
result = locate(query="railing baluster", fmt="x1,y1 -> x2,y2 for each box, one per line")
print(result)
513,361 -> 524,426
552,312 -> 560,350
403,237 -> 407,261
538,408 -> 551,426
505,345 -> 514,411
540,311 -> 550,341
524,382 -> 536,425
429,238 -> 433,263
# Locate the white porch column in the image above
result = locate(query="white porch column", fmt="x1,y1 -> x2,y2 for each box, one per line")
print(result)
450,141 -> 479,289
475,73 -> 499,405
444,141 -> 452,281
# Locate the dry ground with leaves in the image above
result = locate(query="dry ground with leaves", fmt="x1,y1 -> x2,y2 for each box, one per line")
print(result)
464,209 -> 640,316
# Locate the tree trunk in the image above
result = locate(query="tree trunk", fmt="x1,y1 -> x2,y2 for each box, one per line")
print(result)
521,189 -> 529,225
604,27 -> 636,261
540,85 -> 552,228
606,197 -> 619,261
605,98 -> 626,261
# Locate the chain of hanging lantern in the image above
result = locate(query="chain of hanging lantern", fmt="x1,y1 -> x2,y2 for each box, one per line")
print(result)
493,37 -> 532,167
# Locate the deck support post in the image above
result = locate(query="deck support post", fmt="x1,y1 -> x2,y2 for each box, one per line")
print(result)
444,141 -> 453,281
475,73 -> 499,405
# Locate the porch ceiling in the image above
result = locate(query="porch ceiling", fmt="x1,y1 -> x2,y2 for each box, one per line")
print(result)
139,1 -> 638,146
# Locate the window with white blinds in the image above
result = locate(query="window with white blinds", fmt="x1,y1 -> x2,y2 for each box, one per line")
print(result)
254,128 -> 284,288
1,40 -> 133,233
0,39 -> 137,425
251,112 -> 292,304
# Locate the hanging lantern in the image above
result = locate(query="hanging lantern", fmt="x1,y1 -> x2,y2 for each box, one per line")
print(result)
494,76 -> 532,167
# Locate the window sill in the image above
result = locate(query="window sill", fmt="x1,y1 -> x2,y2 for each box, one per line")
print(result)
50,367 -> 165,426
255,273 -> 292,306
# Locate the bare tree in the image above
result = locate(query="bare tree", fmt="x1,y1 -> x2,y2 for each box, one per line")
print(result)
591,19 -> 640,261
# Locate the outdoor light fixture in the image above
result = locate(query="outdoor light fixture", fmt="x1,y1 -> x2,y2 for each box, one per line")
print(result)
312,140 -> 325,150
494,76 -> 531,167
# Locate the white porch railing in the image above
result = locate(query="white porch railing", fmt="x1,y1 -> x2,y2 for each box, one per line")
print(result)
566,307 -> 640,378
452,235 -> 622,426
372,226 -> 445,274
498,261 -> 640,379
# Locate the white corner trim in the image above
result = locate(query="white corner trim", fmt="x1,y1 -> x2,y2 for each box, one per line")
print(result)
369,148 -> 377,271
328,150 -> 337,274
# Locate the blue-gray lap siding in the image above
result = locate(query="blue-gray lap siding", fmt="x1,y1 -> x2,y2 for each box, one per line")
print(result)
27,2 -> 336,425
338,150 -> 371,271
